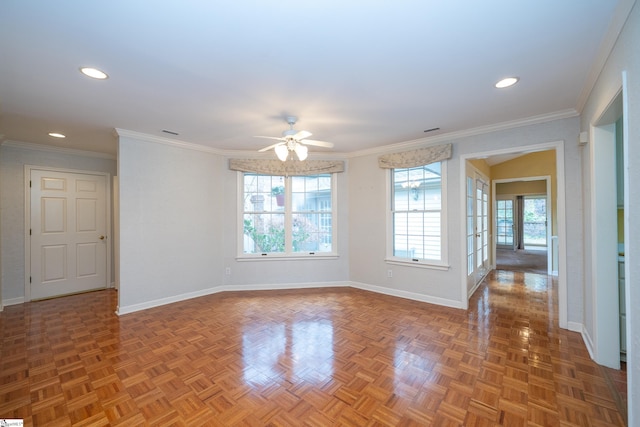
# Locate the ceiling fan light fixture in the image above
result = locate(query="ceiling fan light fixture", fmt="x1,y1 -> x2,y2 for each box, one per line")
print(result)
294,143 -> 308,161
275,144 -> 289,161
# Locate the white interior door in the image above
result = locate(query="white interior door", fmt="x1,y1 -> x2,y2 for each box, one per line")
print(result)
466,167 -> 490,294
30,169 -> 108,300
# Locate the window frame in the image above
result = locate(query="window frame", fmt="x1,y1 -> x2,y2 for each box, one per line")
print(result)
386,161 -> 449,270
237,172 -> 338,261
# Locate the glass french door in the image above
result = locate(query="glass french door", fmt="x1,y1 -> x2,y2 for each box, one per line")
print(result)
523,196 -> 547,248
466,167 -> 490,293
496,197 -> 515,249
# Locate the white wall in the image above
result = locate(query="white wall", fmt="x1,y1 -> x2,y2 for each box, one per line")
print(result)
580,1 -> 639,423
347,153 -> 462,306
0,142 -> 116,305
348,117 -> 582,313
117,132 -> 351,313
117,134 -> 225,313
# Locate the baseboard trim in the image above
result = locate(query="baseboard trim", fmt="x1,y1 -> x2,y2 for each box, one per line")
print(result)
1,296 -> 25,307
567,321 -> 583,333
578,325 -> 597,362
349,281 -> 463,309
116,281 -> 349,315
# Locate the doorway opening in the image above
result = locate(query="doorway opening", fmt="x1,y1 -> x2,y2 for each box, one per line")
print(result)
493,177 -> 552,275
459,143 -> 566,330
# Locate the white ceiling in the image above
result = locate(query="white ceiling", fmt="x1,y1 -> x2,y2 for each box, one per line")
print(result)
0,1 -> 629,158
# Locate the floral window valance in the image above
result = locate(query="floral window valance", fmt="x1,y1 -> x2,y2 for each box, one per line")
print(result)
378,143 -> 452,169
229,158 -> 345,176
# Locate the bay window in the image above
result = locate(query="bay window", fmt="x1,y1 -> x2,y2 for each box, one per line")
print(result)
241,173 -> 335,257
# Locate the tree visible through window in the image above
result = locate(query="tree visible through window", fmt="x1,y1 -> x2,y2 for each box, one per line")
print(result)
391,163 -> 443,262
242,173 -> 334,255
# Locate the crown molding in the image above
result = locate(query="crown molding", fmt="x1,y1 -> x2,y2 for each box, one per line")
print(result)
115,128 -> 350,161
1,140 -> 116,160
115,128 -> 226,155
347,109 -> 579,158
117,108 -> 578,161
575,0 -> 636,112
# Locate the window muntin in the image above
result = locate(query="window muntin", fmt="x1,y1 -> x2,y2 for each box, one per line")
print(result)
242,173 -> 334,256
391,163 -> 443,262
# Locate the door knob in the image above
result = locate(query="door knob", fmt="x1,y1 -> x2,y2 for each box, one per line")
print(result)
99,235 -> 105,240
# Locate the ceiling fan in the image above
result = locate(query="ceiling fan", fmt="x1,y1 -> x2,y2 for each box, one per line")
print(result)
256,116 -> 334,161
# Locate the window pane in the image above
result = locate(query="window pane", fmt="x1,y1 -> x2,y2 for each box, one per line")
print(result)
293,213 -> 331,252
291,174 -> 333,253
243,213 -> 285,253
242,173 -> 334,256
392,163 -> 442,262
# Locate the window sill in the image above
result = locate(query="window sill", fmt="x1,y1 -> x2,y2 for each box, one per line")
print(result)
385,258 -> 450,271
237,254 -> 339,262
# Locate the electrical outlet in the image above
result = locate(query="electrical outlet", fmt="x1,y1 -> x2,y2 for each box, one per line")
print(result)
387,269 -> 393,278
225,267 -> 231,275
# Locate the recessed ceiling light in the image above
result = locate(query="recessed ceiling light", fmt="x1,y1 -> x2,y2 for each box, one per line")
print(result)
495,77 -> 519,88
80,67 -> 108,80
48,132 -> 66,138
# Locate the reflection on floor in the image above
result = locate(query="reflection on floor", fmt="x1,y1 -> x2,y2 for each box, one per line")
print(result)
496,248 -> 548,275
0,273 -> 627,425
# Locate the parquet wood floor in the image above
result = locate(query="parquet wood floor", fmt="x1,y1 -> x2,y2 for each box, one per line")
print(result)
1,271 -> 627,426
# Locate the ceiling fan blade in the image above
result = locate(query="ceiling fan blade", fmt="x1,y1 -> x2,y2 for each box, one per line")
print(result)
293,130 -> 312,140
258,142 -> 285,152
255,135 -> 285,141
300,139 -> 334,148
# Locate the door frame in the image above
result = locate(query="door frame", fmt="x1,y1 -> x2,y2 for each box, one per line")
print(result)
24,165 -> 112,302
492,176 -> 552,272
465,163 -> 491,297
459,140 -> 567,330
495,196 -> 516,250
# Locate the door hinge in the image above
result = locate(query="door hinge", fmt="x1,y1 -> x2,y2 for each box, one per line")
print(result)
30,276 -> 32,283
30,180 -> 32,188
30,229 -> 32,236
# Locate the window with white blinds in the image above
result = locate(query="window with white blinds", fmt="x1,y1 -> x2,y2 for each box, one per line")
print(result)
389,162 -> 446,266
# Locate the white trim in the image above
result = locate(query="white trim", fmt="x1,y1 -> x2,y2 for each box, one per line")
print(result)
1,297 -> 25,307
237,255 -> 339,262
116,128 -> 225,155
116,281 -> 349,315
46,108 -> 580,163
24,165 -> 112,302
460,140 -> 568,327
567,321 -> 583,333
385,259 -> 450,271
348,109 -> 578,159
467,278 -> 483,300
492,175 -> 553,275
580,325 -> 597,362
566,321 -> 597,362
120,110 -> 579,161
5,107 -> 585,163
465,163 -> 491,293
237,172 -> 338,258
115,279 -> 465,315
385,161 -> 448,267
2,140 -> 116,160
349,281 -> 463,309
